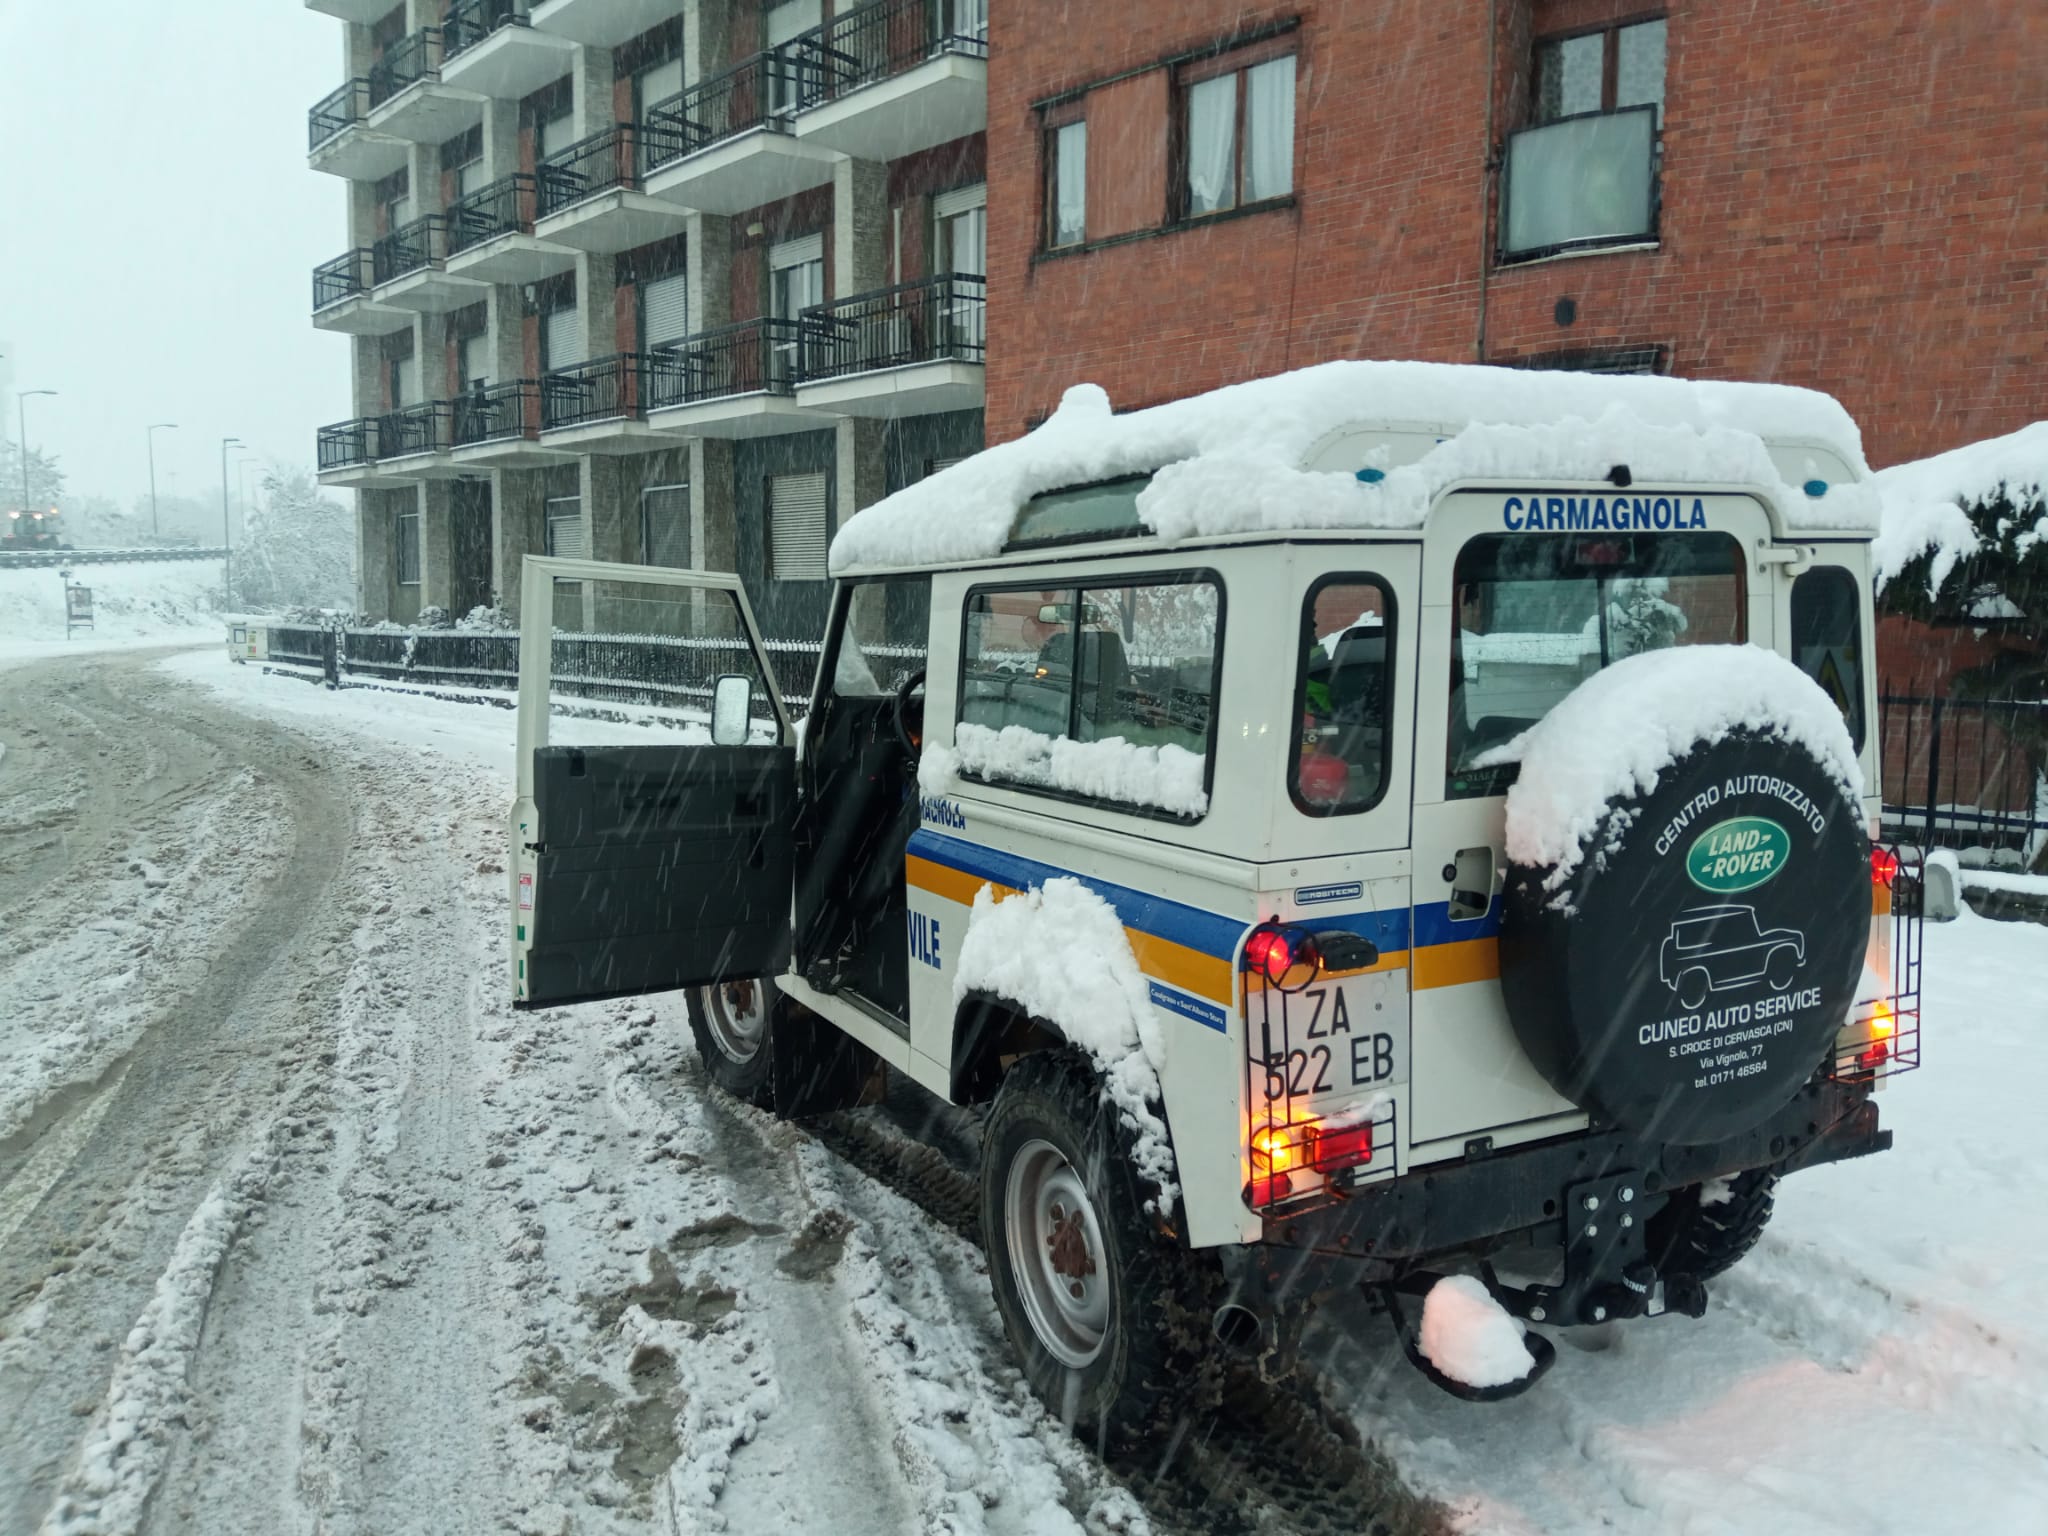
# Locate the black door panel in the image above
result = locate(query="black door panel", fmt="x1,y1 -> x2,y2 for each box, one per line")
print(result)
521,743 -> 794,1008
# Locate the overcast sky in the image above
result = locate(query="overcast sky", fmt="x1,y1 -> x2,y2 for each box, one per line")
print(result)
0,1 -> 351,511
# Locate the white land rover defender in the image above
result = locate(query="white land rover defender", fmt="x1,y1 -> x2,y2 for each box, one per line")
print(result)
507,361 -> 1920,1431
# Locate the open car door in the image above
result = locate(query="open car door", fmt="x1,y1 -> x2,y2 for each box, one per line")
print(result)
509,556 -> 796,1009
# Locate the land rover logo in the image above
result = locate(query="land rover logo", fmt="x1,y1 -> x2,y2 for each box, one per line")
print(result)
1686,816 -> 1792,893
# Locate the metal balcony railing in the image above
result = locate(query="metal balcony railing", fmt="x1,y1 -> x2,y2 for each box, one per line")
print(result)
443,0 -> 523,59
798,273 -> 985,382
643,51 -> 806,172
313,249 -> 376,311
647,317 -> 806,409
540,354 -> 672,430
536,121 -> 692,217
377,400 -> 453,459
317,417 -> 381,471
447,173 -> 542,253
368,28 -> 441,109
796,0 -> 990,109
372,214 -> 453,285
309,78 -> 373,151
452,380 -> 544,447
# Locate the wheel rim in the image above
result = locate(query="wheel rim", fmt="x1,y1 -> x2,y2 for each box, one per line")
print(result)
1003,1137 -> 1111,1369
702,978 -> 769,1064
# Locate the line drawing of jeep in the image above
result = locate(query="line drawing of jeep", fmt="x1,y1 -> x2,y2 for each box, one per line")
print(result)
1658,904 -> 1807,1010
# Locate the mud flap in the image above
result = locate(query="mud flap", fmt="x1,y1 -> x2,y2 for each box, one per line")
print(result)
770,1003 -> 884,1118
1379,1282 -> 1557,1403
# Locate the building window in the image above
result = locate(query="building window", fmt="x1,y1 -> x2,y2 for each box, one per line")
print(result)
641,483 -> 691,569
1182,53 -> 1294,218
767,471 -> 829,580
768,234 -> 824,381
544,493 -> 585,559
395,508 -> 421,585
1502,17 -> 1665,261
1045,119 -> 1087,248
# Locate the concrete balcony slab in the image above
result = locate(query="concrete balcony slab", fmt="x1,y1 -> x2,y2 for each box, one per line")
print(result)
313,293 -> 416,336
366,80 -> 486,146
529,0 -> 680,48
376,268 -> 491,315
534,190 -> 691,254
309,126 -> 411,181
537,419 -> 673,455
643,131 -> 837,217
795,359 -> 984,419
318,462 -> 416,490
442,24 -> 577,100
795,54 -> 987,164
445,233 -> 578,285
646,394 -> 838,440
305,0 -> 390,21
450,437 -> 577,470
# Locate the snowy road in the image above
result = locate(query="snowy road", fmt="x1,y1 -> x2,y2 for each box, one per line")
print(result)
2,647 -> 2044,1535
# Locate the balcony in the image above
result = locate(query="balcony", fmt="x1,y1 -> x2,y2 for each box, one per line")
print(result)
371,215 -> 488,313
445,174 -> 577,284
534,122 -> 694,253
528,0 -> 681,49
450,380 -> 574,469
442,0 -> 577,100
376,401 -> 462,477
1499,105 -> 1659,263
794,274 -> 985,417
364,29 -> 485,145
538,355 -> 674,452
312,249 -> 414,335
305,0 -> 392,22
793,0 -> 989,163
644,318 -> 838,439
316,417 -> 409,488
641,54 -> 839,216
308,78 -> 409,180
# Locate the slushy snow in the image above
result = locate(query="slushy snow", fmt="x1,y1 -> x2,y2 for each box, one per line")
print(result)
1871,419 -> 2047,592
1484,645 -> 1863,893
1417,1275 -> 1536,1391
831,360 -> 1874,572
922,721 -> 1209,817
951,879 -> 1179,1211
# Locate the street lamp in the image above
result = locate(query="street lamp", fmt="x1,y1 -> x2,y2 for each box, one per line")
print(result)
17,390 -> 56,511
146,422 -> 178,538
220,436 -> 240,607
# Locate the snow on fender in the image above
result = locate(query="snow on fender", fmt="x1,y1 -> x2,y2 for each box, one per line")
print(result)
1487,646 -> 1870,1146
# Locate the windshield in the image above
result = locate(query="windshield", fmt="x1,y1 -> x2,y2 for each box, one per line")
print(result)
1448,532 -> 1745,797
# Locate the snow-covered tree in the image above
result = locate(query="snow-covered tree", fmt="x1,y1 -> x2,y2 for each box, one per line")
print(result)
0,439 -> 65,514
235,467 -> 354,610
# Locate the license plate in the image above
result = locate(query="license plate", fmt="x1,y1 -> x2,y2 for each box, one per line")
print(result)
1254,974 -> 1409,1112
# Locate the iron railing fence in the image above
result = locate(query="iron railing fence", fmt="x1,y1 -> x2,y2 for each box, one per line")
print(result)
1880,691 -> 2048,855
317,417 -> 381,471
264,625 -> 329,667
648,317 -> 804,409
313,248 -> 376,311
372,214 -> 452,285
798,273 -> 985,382
453,380 -> 544,447
643,50 -> 803,171
443,0 -> 523,58
446,172 -> 541,253
0,546 -> 230,570
540,353 -> 672,429
309,78 -> 374,150
377,401 -> 453,460
368,28 -> 441,108
796,0 -> 991,109
537,121 -> 692,215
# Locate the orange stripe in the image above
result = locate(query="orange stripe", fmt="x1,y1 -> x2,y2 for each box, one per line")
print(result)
1413,936 -> 1501,990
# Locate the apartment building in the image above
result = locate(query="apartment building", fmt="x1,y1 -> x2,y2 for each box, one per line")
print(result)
310,0 -> 989,633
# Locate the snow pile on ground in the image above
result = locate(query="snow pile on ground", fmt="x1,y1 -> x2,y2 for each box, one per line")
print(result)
1417,1276 -> 1535,1391
1484,645 -> 1862,891
1872,420 -> 2047,592
922,720 -> 1209,817
951,879 -> 1179,1210
831,360 -> 1872,570
0,558 -> 223,659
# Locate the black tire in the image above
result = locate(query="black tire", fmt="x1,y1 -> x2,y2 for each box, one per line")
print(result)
980,1049 -> 1217,1449
1648,1168 -> 1779,1282
686,977 -> 777,1108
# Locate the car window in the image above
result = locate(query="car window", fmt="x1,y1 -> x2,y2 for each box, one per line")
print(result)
1789,565 -> 1865,751
1291,575 -> 1395,815
831,576 -> 930,698
1448,532 -> 1745,798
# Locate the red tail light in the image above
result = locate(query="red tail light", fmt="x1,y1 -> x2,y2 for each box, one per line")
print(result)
1244,928 -> 1296,984
1871,847 -> 1899,887
1311,1123 -> 1374,1172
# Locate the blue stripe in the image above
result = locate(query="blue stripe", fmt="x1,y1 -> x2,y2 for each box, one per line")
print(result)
1292,905 -> 1414,953
1148,980 -> 1229,1032
908,829 -> 1247,960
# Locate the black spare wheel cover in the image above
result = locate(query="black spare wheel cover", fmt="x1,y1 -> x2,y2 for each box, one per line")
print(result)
1500,729 -> 1870,1146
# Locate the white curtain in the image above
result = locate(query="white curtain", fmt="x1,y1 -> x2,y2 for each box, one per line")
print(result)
1245,57 -> 1295,202
1055,122 -> 1087,244
1186,74 -> 1236,214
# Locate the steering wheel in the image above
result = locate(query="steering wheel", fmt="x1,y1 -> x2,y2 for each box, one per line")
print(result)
891,667 -> 927,760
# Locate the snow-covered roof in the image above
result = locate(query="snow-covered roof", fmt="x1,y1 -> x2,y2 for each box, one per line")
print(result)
831,360 -> 1876,573
1871,420 -> 2048,594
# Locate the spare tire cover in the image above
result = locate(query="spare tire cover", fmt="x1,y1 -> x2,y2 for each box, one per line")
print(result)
1500,730 -> 1869,1146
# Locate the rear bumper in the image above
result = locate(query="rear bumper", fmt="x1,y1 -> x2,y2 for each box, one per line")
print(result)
1236,1080 -> 1886,1303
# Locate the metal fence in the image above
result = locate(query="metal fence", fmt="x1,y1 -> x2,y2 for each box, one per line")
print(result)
800,273 -> 985,381
368,28 -> 439,109
308,78 -> 371,150
1880,692 -> 2047,856
0,546 -> 229,570
443,0 -> 522,58
447,173 -> 541,253
796,0 -> 991,110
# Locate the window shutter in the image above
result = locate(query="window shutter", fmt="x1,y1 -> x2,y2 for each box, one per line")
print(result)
932,183 -> 986,220
641,483 -> 691,568
642,272 -> 690,348
544,495 -> 587,560
395,352 -> 419,406
543,305 -> 583,370
927,455 -> 968,476
637,56 -> 683,118
768,472 -> 829,580
460,331 -> 490,390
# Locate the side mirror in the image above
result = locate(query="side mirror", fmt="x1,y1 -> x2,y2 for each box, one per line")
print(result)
710,673 -> 753,745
